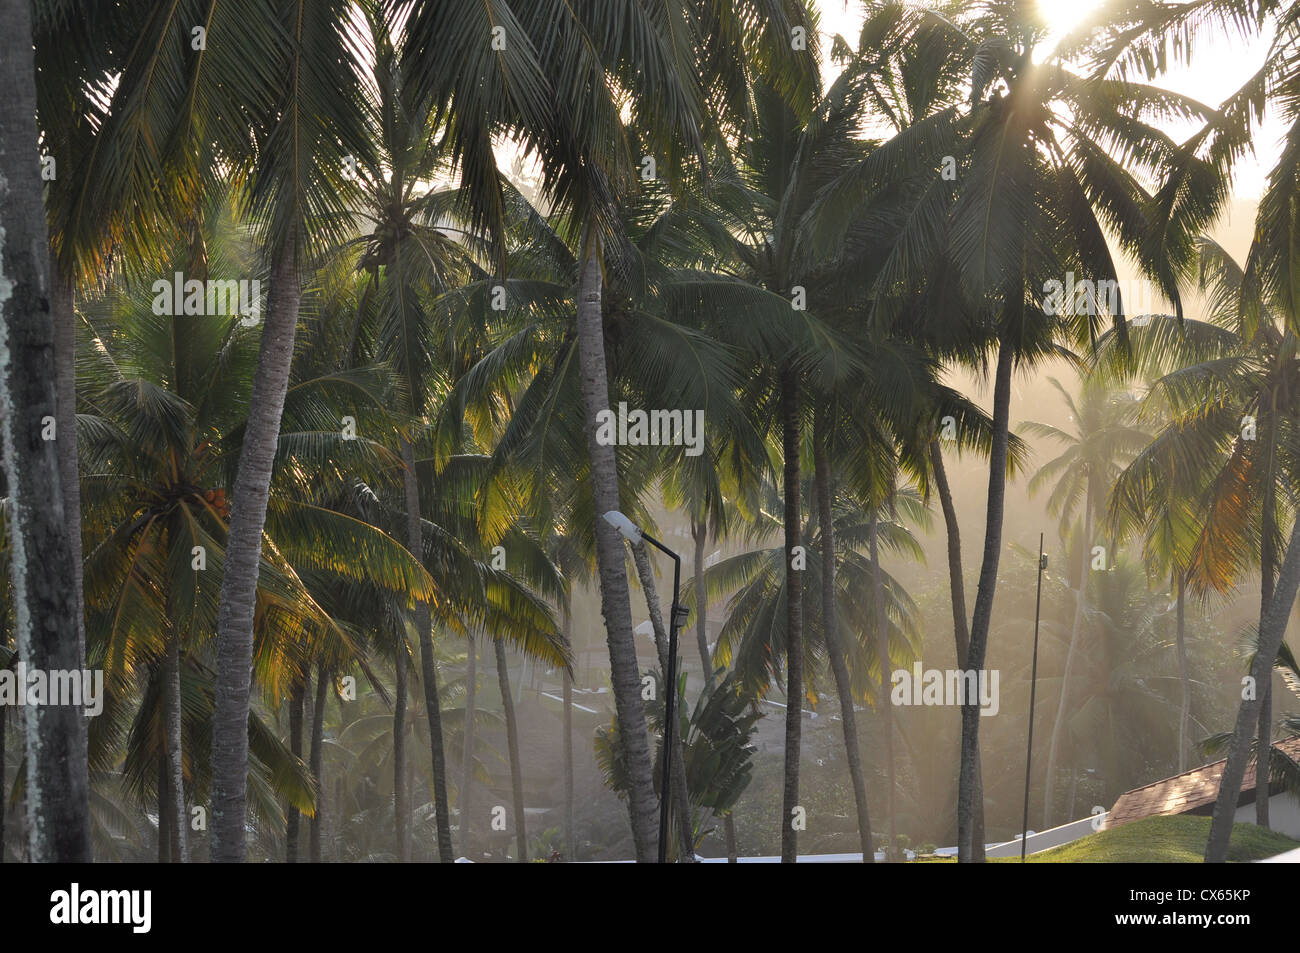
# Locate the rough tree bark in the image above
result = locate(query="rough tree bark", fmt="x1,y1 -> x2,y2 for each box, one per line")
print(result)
210,235 -> 299,862
494,637 -> 528,862
815,414 -> 873,862
573,228 -> 657,860
0,0 -> 91,859
779,365 -> 803,864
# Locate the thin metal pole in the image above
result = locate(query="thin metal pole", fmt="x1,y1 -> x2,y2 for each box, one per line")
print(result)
1022,533 -> 1046,862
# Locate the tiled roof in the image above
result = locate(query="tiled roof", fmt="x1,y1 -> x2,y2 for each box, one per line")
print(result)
1104,736 -> 1300,830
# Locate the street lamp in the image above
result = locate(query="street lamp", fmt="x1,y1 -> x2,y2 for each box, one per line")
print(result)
603,510 -> 689,863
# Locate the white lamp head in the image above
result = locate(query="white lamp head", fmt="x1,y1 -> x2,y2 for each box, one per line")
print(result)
602,510 -> 642,543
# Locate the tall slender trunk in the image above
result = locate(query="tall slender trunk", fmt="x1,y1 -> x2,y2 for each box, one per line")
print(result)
461,635 -> 477,855
573,227 -> 657,860
0,691 -> 5,862
692,521 -> 711,677
494,637 -> 528,862
929,439 -> 983,858
630,541 -> 697,861
158,756 -> 171,864
1044,496 -> 1091,828
400,438 -> 454,861
164,630 -> 187,861
49,254 -> 84,668
0,3 -> 91,859
779,366 -> 803,864
1176,572 -> 1189,773
310,660 -> 327,862
286,677 -> 304,862
394,623 -> 409,862
724,812 -> 738,862
561,607 -> 575,861
1207,514 -> 1300,861
815,415 -> 873,861
958,338 -> 1014,863
211,235 -> 300,862
1257,435 -> 1277,827
868,509 -> 896,859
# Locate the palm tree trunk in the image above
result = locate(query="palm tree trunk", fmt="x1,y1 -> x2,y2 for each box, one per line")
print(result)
692,520 -> 711,677
868,509 -> 897,859
1176,572 -> 1189,773
211,235 -> 300,863
400,438 -> 455,861
780,365 -> 804,864
286,678 -> 304,862
815,416 -> 873,862
493,637 -> 528,862
629,541 -> 697,861
461,635 -> 477,855
1044,499 -> 1091,828
164,630 -> 187,862
309,660 -> 327,862
0,2 -> 91,860
929,438 -> 984,859
724,812 -> 738,862
958,337 -> 1014,863
49,253 -> 84,667
1257,444 -> 1277,827
573,226 -> 657,861
158,756 -> 171,864
394,624 -> 409,862
561,607 -> 576,861
1206,514 -> 1300,861
0,692 -> 6,862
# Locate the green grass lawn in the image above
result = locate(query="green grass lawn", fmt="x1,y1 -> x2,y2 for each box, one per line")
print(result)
918,814 -> 1300,862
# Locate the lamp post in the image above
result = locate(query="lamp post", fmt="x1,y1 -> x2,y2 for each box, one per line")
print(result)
603,510 -> 689,863
1021,533 -> 1047,862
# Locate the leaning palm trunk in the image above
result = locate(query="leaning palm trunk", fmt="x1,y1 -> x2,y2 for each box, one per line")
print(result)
1044,500 -> 1091,829
1175,573 -> 1189,774
309,660 -> 328,863
692,521 -> 711,677
573,227 -> 658,861
630,541 -> 697,861
210,237 -> 300,862
461,634 -> 477,855
394,624 -> 409,862
400,438 -> 454,861
779,366 -> 804,864
164,630 -> 188,861
1206,514 -> 1300,861
561,607 -> 575,860
1256,440 -> 1277,828
0,1 -> 91,860
869,509 -> 896,859
815,419 -> 873,861
929,440 -> 983,858
493,637 -> 528,862
286,678 -> 304,862
958,338 -> 1014,863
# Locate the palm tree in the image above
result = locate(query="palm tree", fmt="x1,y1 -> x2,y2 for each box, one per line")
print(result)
1022,377 -> 1146,825
0,0 -> 91,862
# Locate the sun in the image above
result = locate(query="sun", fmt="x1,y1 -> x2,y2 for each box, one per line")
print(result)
1035,0 -> 1104,36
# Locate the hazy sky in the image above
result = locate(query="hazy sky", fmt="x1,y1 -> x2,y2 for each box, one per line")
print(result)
813,0 -> 1285,199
